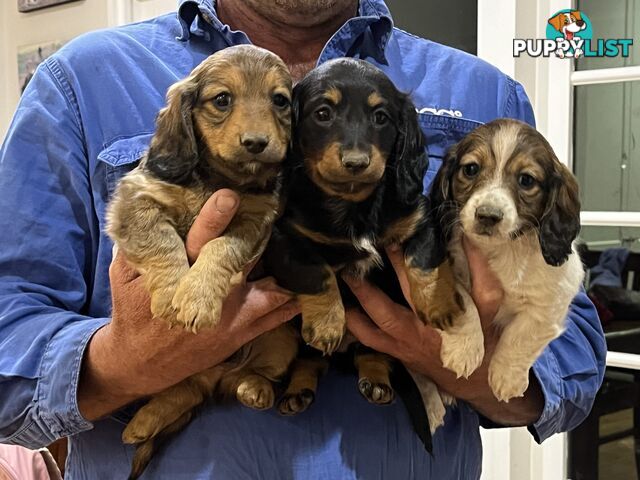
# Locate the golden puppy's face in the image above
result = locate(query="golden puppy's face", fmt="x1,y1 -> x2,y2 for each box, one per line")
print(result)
192,48 -> 292,176
145,45 -> 292,185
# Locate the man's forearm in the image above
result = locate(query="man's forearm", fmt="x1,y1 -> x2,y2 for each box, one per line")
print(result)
78,326 -> 143,421
465,371 -> 544,426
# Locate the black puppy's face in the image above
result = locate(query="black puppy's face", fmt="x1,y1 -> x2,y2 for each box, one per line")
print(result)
293,59 -> 404,202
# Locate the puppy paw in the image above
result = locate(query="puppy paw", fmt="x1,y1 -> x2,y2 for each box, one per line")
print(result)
439,391 -> 456,407
277,389 -> 315,416
358,378 -> 395,405
488,359 -> 529,402
301,305 -> 345,355
149,285 -> 179,322
122,410 -> 164,445
236,375 -> 275,410
426,394 -> 447,433
171,270 -> 226,332
439,327 -> 484,379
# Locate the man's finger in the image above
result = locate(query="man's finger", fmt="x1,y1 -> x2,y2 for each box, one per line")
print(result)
345,308 -> 397,354
385,244 -> 415,311
342,275 -> 410,337
250,300 -> 301,336
109,251 -> 141,285
222,278 -> 294,325
186,189 -> 240,263
462,236 -> 503,322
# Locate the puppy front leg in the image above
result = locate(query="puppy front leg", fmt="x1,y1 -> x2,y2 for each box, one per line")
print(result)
263,229 -> 345,354
299,267 -> 346,355
172,195 -> 278,332
488,308 -> 563,402
437,289 -> 484,379
403,225 -> 463,329
403,229 -> 484,378
108,192 -> 190,323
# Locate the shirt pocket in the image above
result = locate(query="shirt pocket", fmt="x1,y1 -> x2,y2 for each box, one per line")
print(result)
97,133 -> 154,196
417,114 -> 483,195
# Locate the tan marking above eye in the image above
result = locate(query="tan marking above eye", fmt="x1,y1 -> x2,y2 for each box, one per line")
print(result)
323,87 -> 342,105
367,91 -> 384,108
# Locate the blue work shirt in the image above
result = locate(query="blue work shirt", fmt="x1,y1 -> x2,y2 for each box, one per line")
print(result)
0,1 -> 606,478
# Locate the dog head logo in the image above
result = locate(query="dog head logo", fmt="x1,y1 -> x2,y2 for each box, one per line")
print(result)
514,10 -> 632,59
546,9 -> 592,58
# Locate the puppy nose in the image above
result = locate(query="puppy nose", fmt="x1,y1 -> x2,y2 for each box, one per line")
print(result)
576,19 -> 585,27
241,134 -> 269,154
341,152 -> 370,172
475,206 -> 504,226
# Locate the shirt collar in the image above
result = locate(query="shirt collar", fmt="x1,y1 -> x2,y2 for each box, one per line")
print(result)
176,0 -> 393,61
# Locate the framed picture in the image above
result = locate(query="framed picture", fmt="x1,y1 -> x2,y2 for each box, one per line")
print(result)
17,41 -> 65,93
18,0 -> 81,13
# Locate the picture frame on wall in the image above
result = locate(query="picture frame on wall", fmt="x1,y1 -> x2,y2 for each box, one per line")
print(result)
18,0 -> 81,13
17,41 -> 65,93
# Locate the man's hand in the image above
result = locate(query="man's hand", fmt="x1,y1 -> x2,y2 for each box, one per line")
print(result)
78,189 -> 300,421
343,240 -> 544,426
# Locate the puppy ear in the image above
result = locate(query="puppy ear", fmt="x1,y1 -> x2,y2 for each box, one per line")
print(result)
145,77 -> 199,184
428,144 -> 460,237
392,95 -> 428,205
539,164 -> 581,266
430,147 -> 457,207
548,13 -> 564,32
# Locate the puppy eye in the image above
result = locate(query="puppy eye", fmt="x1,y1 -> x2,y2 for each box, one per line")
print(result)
462,163 -> 480,178
315,107 -> 332,123
518,173 -> 536,189
272,94 -> 290,109
213,92 -> 232,110
373,110 -> 389,126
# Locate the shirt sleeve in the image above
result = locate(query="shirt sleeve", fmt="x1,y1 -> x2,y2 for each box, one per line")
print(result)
0,59 -> 110,448
494,78 -> 607,442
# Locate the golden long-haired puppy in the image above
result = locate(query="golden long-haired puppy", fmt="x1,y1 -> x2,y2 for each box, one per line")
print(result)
106,45 -> 299,478
424,119 -> 584,429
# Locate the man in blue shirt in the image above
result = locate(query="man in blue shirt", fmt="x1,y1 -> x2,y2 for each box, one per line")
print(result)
0,0 -> 606,478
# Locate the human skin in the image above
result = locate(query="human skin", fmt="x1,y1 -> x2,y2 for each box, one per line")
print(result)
79,0 -> 543,426
343,239 -> 544,426
78,190 -> 301,420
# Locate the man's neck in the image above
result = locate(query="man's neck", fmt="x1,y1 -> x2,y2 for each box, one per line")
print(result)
216,0 -> 357,81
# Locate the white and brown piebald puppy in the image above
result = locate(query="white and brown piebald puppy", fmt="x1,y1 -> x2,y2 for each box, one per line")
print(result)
422,118 -> 584,430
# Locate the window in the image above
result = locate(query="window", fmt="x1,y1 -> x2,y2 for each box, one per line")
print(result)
574,0 -> 640,251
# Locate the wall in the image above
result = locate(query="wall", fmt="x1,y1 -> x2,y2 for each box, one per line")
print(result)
385,0 -> 477,54
0,0 -> 109,140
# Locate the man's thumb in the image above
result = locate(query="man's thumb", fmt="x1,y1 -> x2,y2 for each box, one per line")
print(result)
186,189 -> 240,263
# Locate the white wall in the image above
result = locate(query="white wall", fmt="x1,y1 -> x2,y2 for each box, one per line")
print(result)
0,0 -> 178,141
0,0 -> 111,140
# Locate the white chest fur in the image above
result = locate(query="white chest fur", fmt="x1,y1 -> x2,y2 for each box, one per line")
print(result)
448,231 -> 584,329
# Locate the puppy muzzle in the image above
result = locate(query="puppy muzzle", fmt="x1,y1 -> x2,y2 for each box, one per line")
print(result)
461,187 -> 518,239
341,151 -> 370,173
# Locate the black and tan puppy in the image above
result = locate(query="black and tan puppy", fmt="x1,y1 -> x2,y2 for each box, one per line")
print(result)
262,58 -> 460,416
106,45 -> 299,478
